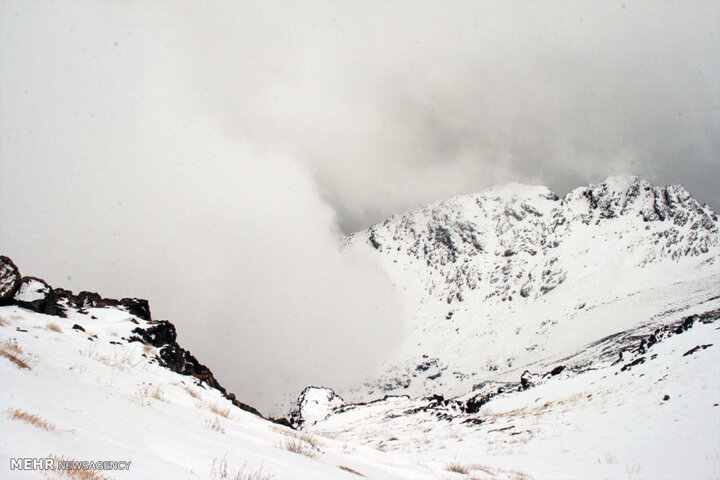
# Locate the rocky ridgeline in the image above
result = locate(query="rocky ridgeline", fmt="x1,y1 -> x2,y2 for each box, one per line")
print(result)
1,256 -> 151,320
0,255 -> 294,425
354,176 -> 718,305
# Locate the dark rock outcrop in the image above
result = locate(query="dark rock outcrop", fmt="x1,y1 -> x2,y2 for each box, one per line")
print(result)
74,291 -> 104,309
118,298 -> 151,321
14,276 -> 52,312
43,288 -> 74,318
0,256 -> 21,305
131,321 -> 177,346
1,258 -> 152,322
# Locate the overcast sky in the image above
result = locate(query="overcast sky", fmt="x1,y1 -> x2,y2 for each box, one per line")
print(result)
1,1 -> 718,413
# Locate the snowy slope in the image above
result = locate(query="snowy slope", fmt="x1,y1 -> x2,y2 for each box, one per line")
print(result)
309,306 -> 720,479
343,176 -> 720,401
0,303 -> 444,479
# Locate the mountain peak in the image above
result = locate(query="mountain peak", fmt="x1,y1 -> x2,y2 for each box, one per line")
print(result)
353,176 -> 718,309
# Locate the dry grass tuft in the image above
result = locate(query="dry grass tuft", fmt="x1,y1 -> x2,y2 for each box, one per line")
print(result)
484,393 -> 585,419
466,463 -> 498,476
509,470 -> 532,480
151,387 -> 164,401
183,384 -> 202,400
0,341 -> 31,369
136,383 -> 163,406
85,346 -> 142,370
338,465 -> 364,476
46,322 -> 62,333
6,408 -> 55,431
271,426 -> 322,449
0,316 -> 8,327
142,343 -> 154,354
210,403 -> 231,418
233,464 -> 273,480
294,432 -> 320,449
48,455 -> 113,480
210,454 -> 272,480
447,462 -> 469,474
2,341 -> 23,355
281,438 -> 317,458
205,416 -> 225,434
463,463 -> 531,480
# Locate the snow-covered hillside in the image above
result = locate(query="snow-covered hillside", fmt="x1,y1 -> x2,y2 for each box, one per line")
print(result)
344,176 -> 720,401
0,258 -> 443,479
308,307 -> 720,479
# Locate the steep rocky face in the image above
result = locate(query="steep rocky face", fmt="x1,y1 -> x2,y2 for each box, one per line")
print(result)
352,176 -> 718,306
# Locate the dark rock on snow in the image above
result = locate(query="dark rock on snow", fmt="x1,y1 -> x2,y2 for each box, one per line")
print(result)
0,256 -> 21,305
131,321 -> 177,346
14,276 -> 52,312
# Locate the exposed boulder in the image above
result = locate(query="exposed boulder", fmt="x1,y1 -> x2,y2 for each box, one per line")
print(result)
464,393 -> 494,414
131,321 -> 177,346
14,277 -> 52,312
44,288 -> 74,318
0,256 -> 21,305
74,291 -> 104,310
520,370 -> 541,390
291,386 -> 345,427
119,298 -> 151,321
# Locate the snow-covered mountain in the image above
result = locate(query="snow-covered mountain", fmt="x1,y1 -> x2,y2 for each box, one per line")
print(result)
342,176 -> 719,401
1,175 -> 719,479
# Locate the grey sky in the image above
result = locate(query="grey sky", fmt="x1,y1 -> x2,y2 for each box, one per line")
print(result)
1,1 -> 718,413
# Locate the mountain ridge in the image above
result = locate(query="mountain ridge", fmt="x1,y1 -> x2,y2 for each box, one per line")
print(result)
340,175 -> 719,403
